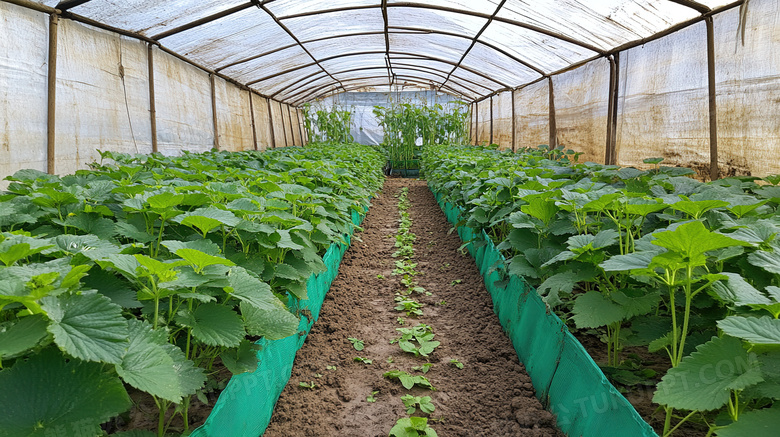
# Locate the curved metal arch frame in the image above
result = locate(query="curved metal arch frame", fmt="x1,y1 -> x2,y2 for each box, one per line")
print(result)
271,61 -> 491,101
280,65 -> 484,103
290,74 -> 470,106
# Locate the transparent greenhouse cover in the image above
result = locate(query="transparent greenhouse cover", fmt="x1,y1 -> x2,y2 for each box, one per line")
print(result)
33,0 -> 736,104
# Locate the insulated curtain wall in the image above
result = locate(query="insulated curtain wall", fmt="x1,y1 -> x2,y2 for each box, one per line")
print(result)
0,3 -> 295,185
476,99 -> 491,145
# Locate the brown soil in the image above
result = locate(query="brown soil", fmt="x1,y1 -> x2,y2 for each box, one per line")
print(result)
573,333 -> 708,436
264,178 -> 562,437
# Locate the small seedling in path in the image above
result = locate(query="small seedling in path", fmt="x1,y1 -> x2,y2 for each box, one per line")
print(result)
440,263 -> 450,270
437,300 -> 447,306
383,370 -> 435,390
348,337 -> 365,351
326,365 -> 337,371
367,390 -> 379,403
394,324 -> 440,357
354,356 -> 373,364
389,417 -> 438,437
449,359 -> 464,369
412,363 -> 433,374
397,317 -> 406,325
450,279 -> 462,286
299,381 -> 316,389
314,373 -> 323,378
401,394 -> 436,414
377,274 -> 385,279
395,299 -> 424,316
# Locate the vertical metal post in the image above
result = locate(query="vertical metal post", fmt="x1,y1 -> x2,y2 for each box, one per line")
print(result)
296,108 -> 305,146
605,54 -> 619,165
548,77 -> 557,148
706,16 -> 719,181
147,44 -> 158,153
46,13 -> 59,174
489,95 -> 494,146
248,90 -> 258,151
474,102 -> 479,145
210,73 -> 219,151
468,102 -> 473,145
286,104 -> 295,146
511,89 -> 516,152
267,98 -> 276,149
280,101 -> 288,147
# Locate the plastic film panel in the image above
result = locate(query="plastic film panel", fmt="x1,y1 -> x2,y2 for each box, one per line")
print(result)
220,45 -> 313,85
281,104 -> 294,147
476,99 -> 491,144
250,94 -> 272,150
615,22 -> 709,174
260,65 -> 325,98
268,0 -> 377,17
460,42 -> 540,87
387,6 -> 486,39
389,32 -> 472,65
515,80 -> 550,149
159,8 -> 295,70
215,79 -> 253,152
269,101 -> 287,147
481,20 -> 598,74
153,46 -> 214,155
389,0 -> 498,14
55,21 -> 153,176
69,0 -> 247,37
283,76 -> 338,104
282,8 -> 385,41
319,53 -> 387,74
499,0 -> 697,50
714,1 -> 780,178
552,58 -> 609,164
290,108 -> 302,146
492,91 -> 513,150
304,34 -> 386,64
0,3 -> 48,185
389,58 -> 496,94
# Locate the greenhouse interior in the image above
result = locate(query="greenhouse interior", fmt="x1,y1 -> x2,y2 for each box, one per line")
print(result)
1,0 -> 779,436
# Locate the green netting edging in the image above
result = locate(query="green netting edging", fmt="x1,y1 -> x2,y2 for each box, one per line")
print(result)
431,189 -> 657,437
189,206 -> 368,437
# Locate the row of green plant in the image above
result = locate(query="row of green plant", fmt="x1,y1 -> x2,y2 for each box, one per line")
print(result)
422,144 -> 780,436
373,102 -> 469,170
301,102 -> 354,143
0,143 -> 384,437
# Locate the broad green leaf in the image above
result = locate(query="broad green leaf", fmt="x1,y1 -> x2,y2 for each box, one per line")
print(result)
82,268 -> 141,308
718,316 -> 780,345
175,208 -> 240,235
654,336 -> 763,411
727,221 -> 779,245
176,248 -> 235,272
116,319 -> 205,403
147,192 -> 184,209
62,213 -> 116,239
176,303 -> 244,348
748,250 -> 780,274
600,251 -> 657,272
53,234 -> 121,261
225,268 -> 281,311
41,292 -> 128,364
670,199 -> 729,218
241,301 -> 299,340
0,315 -> 49,359
274,263 -> 307,281
0,347 -> 130,437
220,339 -> 260,375
110,431 -> 157,437
520,197 -> 558,226
715,406 -> 780,437
274,229 -> 304,250
651,221 -> 751,261
0,243 -> 49,267
114,221 -> 155,243
572,291 -> 625,329
709,272 -> 771,306
161,239 -> 220,256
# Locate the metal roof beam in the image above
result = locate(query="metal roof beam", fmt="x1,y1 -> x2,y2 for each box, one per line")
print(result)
151,1 -> 275,41
55,0 -> 92,11
291,75 -> 470,105
667,0 -> 711,14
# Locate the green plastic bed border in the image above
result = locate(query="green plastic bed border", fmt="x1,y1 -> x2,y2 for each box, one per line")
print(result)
431,188 -> 658,437
189,206 -> 368,437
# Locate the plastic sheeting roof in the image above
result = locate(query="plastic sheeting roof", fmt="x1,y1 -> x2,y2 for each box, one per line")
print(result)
37,0 -> 738,104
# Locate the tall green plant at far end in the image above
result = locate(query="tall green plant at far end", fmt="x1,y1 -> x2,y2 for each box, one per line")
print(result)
301,102 -> 354,144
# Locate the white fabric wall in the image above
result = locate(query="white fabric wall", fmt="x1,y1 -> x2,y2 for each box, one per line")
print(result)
56,20 -> 152,175
0,3 -> 48,185
215,78 -> 254,152
514,80 -> 550,150
553,57 -> 610,164
492,91 -> 513,150
616,22 -> 709,173
251,94 -> 273,150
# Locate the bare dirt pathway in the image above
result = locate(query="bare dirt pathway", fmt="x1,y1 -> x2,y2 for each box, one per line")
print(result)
264,178 -> 561,437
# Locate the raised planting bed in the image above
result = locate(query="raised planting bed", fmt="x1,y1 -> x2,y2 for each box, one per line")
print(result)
0,143 -> 384,437
263,179 -> 562,436
422,144 -> 780,437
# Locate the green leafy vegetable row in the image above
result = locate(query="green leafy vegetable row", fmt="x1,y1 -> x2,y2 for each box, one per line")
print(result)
422,144 -> 780,436
0,143 -> 384,437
